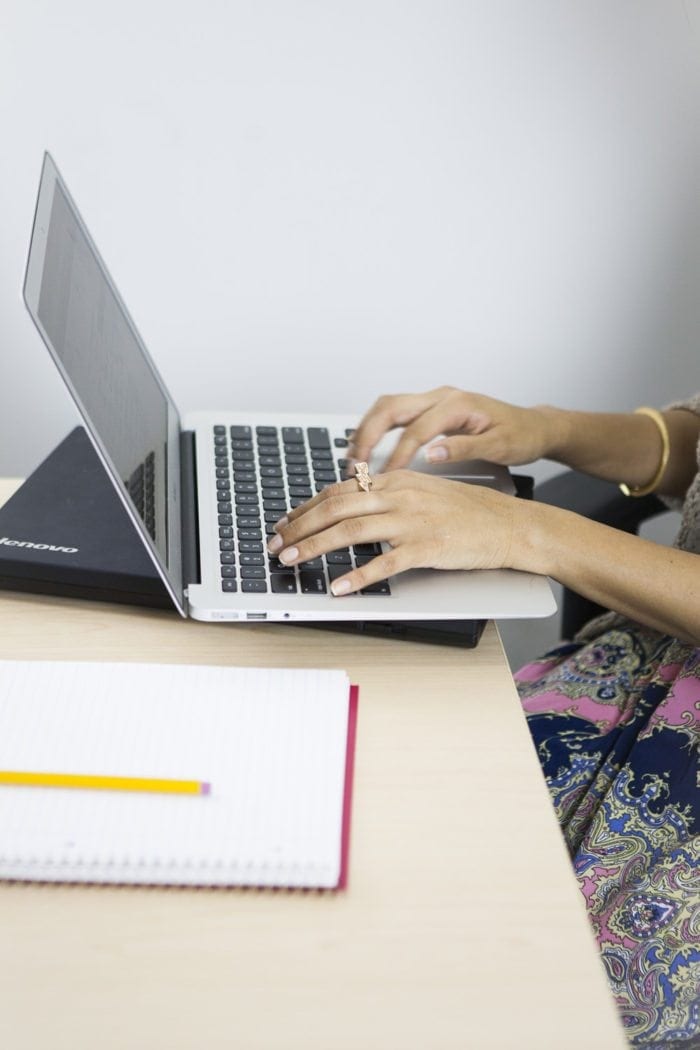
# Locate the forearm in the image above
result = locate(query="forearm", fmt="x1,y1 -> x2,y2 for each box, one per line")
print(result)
515,501 -> 700,644
536,406 -> 699,499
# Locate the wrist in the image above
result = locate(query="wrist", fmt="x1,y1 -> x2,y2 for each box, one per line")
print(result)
507,499 -> 567,576
531,405 -> 573,462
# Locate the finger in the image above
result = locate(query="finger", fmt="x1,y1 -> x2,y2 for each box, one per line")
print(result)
423,429 -> 495,465
349,390 -> 447,466
281,478 -> 361,527
268,487 -> 390,552
328,547 -> 413,596
382,399 -> 493,470
280,473 -> 394,532
271,513 -> 396,569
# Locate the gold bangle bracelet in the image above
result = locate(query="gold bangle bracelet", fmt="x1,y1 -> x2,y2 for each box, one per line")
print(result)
619,406 -> 670,497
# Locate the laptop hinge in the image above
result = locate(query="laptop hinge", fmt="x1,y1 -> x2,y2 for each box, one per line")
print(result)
179,430 -> 201,588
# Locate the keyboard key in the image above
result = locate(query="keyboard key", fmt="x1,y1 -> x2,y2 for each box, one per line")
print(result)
270,574 -> 298,594
231,449 -> 254,462
263,500 -> 287,512
354,543 -> 382,556
256,426 -> 277,436
268,557 -> 294,573
219,526 -> 233,538
215,456 -> 228,468
239,541 -> 264,553
220,539 -> 234,551
234,482 -> 258,494
231,439 -> 253,451
282,427 -> 304,444
213,425 -> 226,435
311,450 -> 333,462
234,493 -> 259,506
287,464 -> 310,476
221,565 -> 236,578
290,497 -> 307,508
214,434 -> 227,445
237,516 -> 261,529
327,563 -> 350,583
217,501 -> 232,514
220,552 -> 235,563
216,479 -> 231,490
261,488 -> 286,501
313,471 -> 337,483
300,570 -> 327,594
288,486 -> 312,499
238,528 -> 262,541
259,455 -> 281,468
265,510 -> 285,523
261,476 -> 284,489
257,433 -> 279,447
284,453 -> 308,465
218,514 -> 233,526
242,579 -> 267,593
216,467 -> 229,479
326,550 -> 351,564
261,466 -> 283,478
361,580 -> 391,595
233,470 -> 256,483
241,566 -> 266,579
230,426 -> 252,439
240,553 -> 264,566
222,579 -> 238,592
307,427 -> 330,449
300,557 -> 323,569
334,437 -> 349,448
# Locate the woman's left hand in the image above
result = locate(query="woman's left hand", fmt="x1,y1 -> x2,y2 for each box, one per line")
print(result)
267,471 -> 529,595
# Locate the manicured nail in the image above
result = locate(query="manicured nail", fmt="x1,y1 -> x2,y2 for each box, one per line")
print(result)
425,445 -> 447,463
267,534 -> 283,553
331,578 -> 351,596
274,516 -> 288,531
279,546 -> 298,564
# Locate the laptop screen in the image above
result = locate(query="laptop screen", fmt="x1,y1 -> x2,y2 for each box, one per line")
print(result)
24,157 -> 181,601
37,179 -> 169,558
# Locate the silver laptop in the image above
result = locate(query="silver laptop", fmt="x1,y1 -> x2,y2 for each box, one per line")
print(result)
23,153 -> 555,624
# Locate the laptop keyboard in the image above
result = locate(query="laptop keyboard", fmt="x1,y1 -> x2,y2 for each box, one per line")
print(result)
212,425 -> 391,597
127,451 -> 156,540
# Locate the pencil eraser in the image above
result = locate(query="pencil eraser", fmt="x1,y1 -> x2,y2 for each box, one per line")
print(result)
201,782 -> 212,796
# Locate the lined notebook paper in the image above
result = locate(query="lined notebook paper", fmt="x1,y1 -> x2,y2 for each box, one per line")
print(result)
0,660 -> 357,889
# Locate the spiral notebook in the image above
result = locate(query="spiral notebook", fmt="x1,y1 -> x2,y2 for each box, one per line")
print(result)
0,660 -> 358,889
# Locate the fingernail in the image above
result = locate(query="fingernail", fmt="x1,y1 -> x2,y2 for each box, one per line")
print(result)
279,546 -> 298,565
425,445 -> 447,463
267,534 -> 283,553
331,578 -> 352,596
274,516 -> 288,532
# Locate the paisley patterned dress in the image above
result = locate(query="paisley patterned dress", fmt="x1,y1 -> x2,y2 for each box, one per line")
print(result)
515,396 -> 700,1048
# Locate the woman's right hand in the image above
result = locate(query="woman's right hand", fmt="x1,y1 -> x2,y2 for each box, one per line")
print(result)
348,386 -> 561,471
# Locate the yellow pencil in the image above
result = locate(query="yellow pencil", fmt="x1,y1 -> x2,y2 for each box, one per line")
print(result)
0,770 -> 211,795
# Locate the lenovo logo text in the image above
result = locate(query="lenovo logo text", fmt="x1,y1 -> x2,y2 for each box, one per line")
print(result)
0,536 -> 79,554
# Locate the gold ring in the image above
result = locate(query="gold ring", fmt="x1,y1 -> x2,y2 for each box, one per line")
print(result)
354,462 -> 372,492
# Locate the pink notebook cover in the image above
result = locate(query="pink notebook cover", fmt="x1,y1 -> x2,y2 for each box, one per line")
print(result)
337,684 -> 359,891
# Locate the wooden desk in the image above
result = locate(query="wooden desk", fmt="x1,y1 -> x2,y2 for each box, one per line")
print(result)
0,480 -> 624,1049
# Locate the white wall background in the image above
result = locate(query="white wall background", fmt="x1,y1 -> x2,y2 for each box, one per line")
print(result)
0,0 -> 698,656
